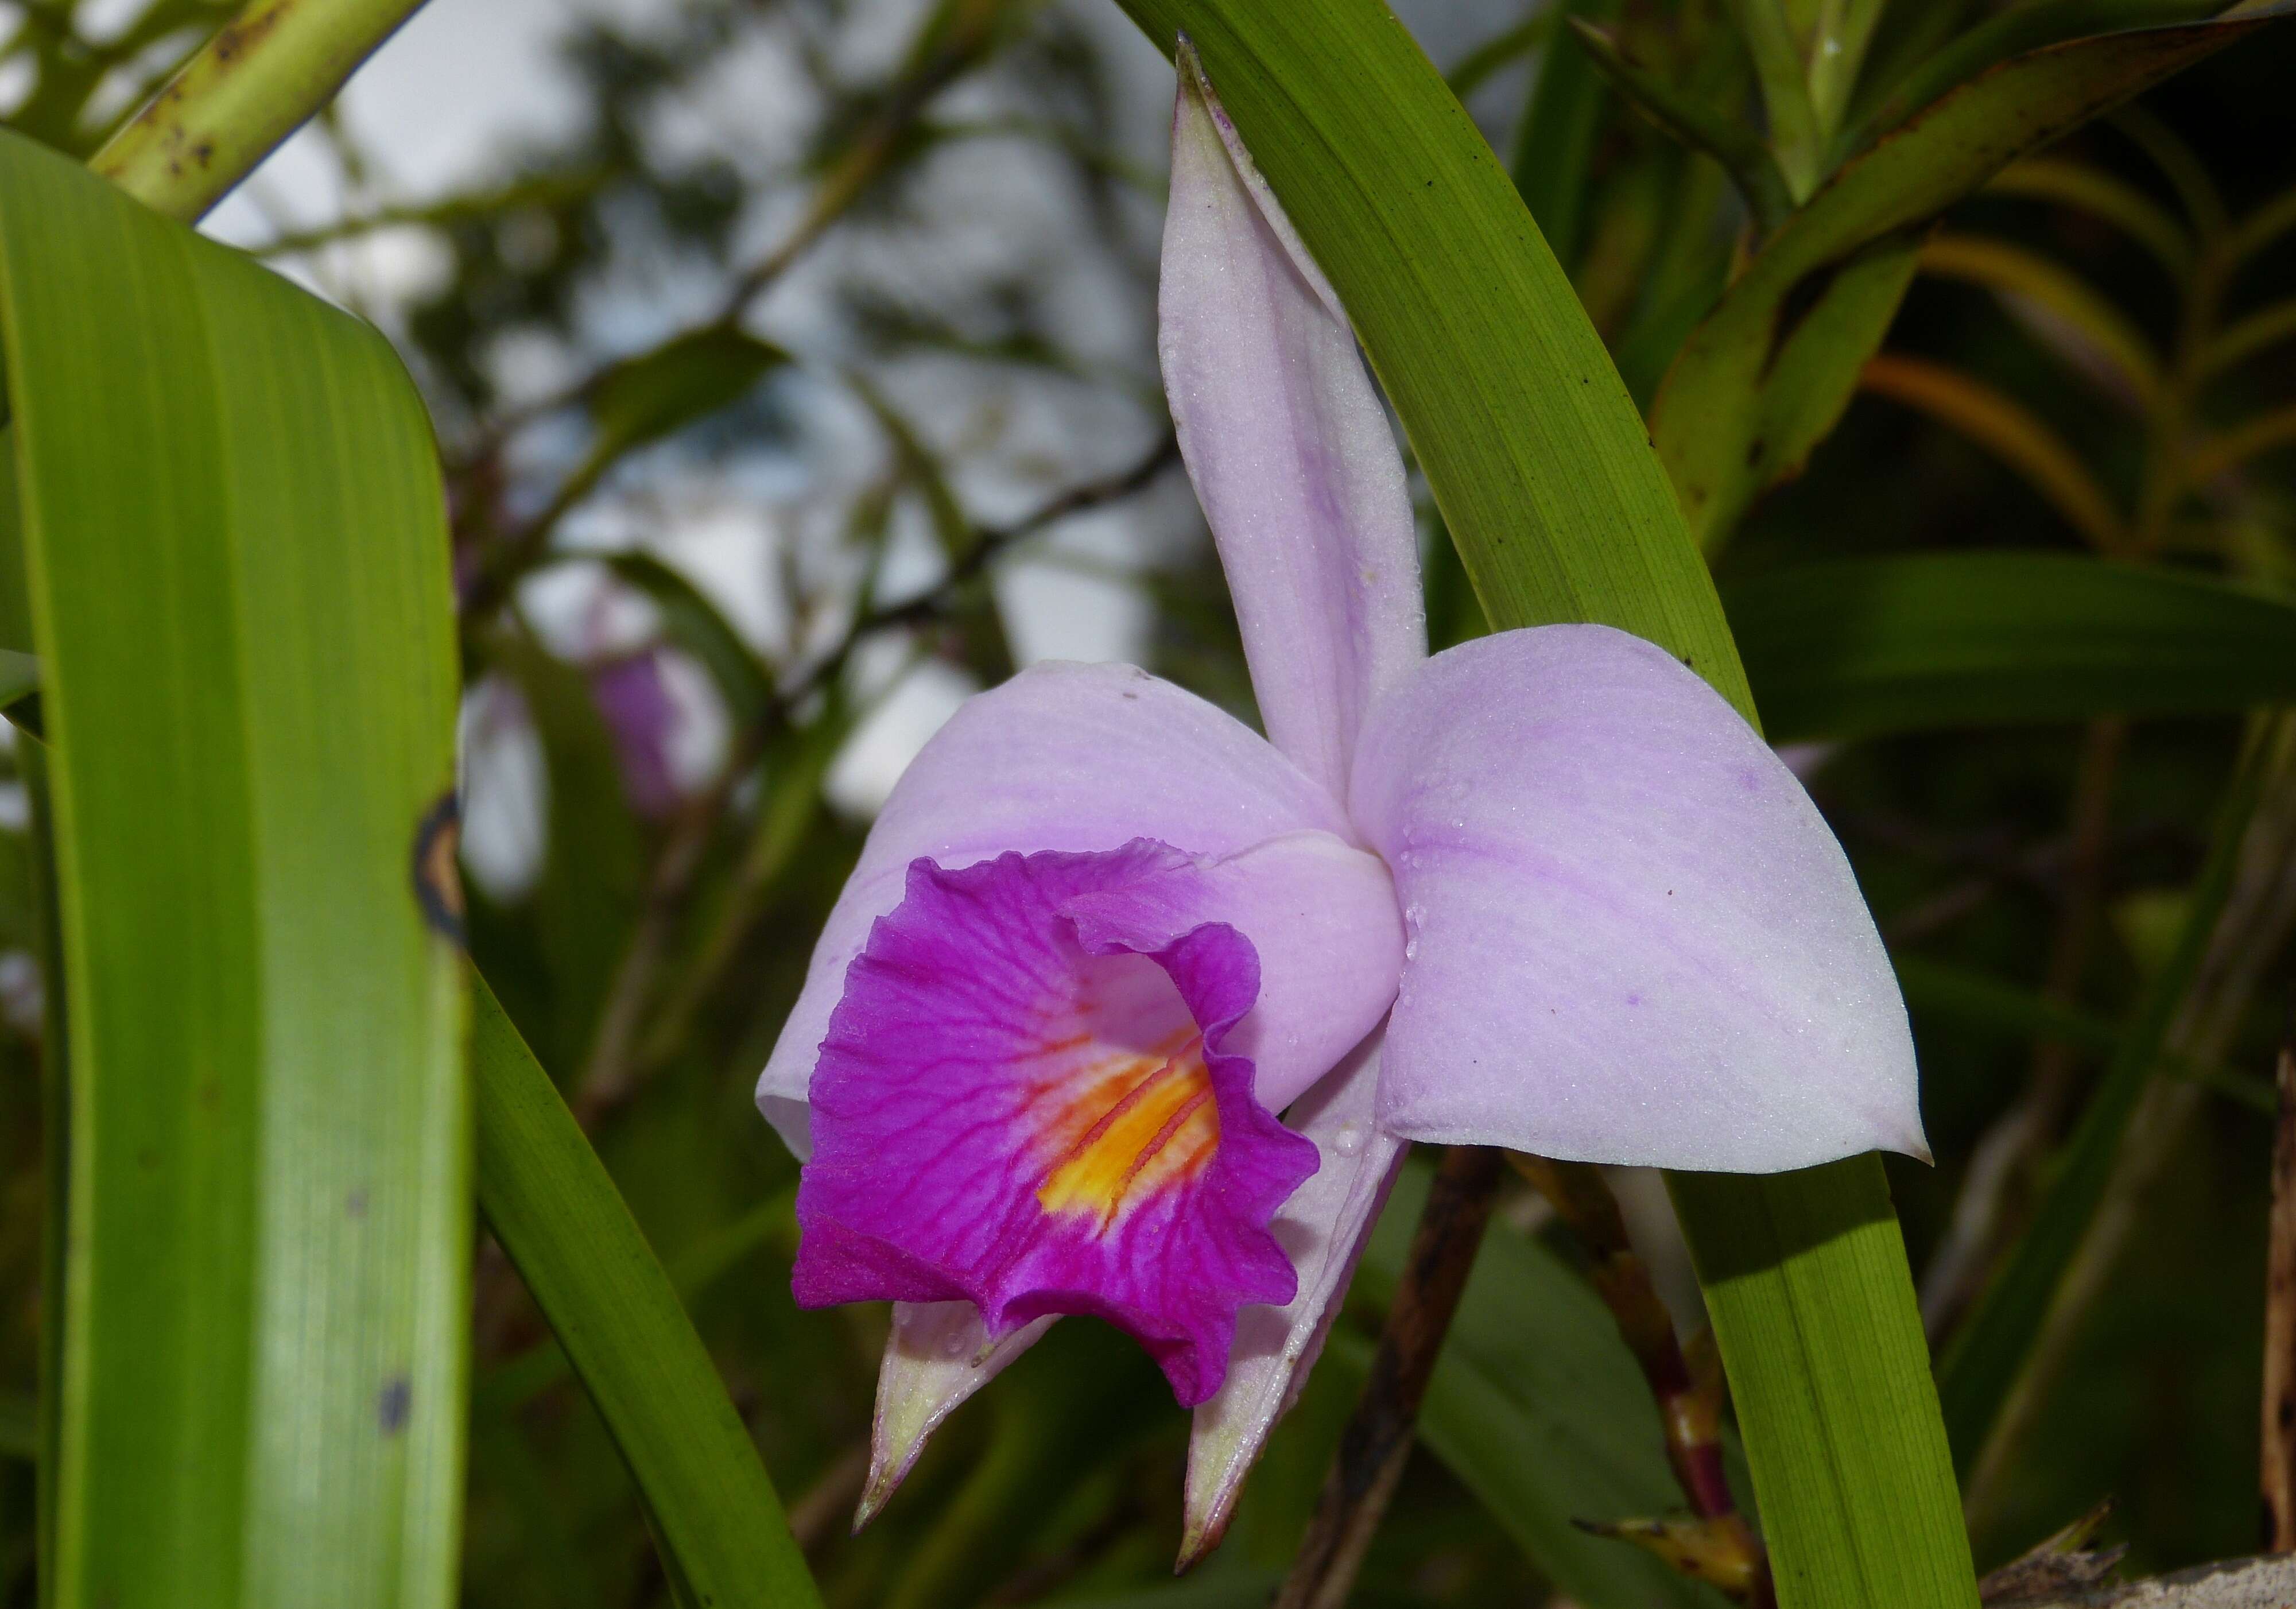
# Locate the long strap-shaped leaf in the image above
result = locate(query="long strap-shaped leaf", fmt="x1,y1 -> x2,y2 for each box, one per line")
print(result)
470,976 -> 822,1609
0,129 -> 467,1608
1728,555 -> 2296,742
73,10 -> 824,1602
1104,6 -> 1975,1605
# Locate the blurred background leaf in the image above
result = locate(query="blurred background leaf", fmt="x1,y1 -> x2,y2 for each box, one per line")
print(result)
1727,554 -> 2296,740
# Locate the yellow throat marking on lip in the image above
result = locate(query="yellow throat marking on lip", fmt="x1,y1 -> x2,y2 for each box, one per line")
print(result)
1035,1034 -> 1220,1229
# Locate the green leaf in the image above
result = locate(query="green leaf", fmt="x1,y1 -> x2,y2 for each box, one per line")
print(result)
1510,0 -> 1619,273
520,326 -> 790,538
470,972 -> 821,1609
1569,20 -> 1794,233
1666,1165 -> 1964,1605
472,1187 -> 795,1419
0,433 -> 30,651
486,629 -> 646,1076
21,736 -> 65,1595
1894,955 -> 2268,1112
1802,0 -> 1888,140
1727,553 -> 2296,742
1651,6 -> 2283,552
1933,734 -> 2273,1471
1849,0 -> 2223,148
1108,7 -> 1972,1604
0,128 -> 467,1607
1358,1165 -> 1715,1608
0,649 -> 36,708
587,325 -> 786,467
1723,0 -> 1826,198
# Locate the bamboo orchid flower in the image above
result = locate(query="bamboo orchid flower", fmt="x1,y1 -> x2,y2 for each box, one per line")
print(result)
755,45 -> 1924,1560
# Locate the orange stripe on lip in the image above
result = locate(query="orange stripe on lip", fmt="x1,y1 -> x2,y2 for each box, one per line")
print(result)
1036,1034 -> 1221,1231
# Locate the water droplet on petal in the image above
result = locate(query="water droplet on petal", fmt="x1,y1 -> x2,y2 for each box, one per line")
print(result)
1332,1123 -> 1365,1159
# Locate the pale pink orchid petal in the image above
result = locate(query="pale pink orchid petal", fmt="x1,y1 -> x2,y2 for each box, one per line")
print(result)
1064,829 -> 1403,1112
1158,41 -> 1426,801
1349,625 -> 1927,1172
756,660 -> 1353,1156
856,1303 -> 1057,1530
758,43 -> 1926,1552
1181,1036 -> 1403,1568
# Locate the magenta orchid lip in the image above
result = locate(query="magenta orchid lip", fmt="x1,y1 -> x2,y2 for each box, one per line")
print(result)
794,840 -> 1317,1408
757,41 -> 1923,1560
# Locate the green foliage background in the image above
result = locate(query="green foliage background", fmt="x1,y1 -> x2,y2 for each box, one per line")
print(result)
0,0 -> 2292,1604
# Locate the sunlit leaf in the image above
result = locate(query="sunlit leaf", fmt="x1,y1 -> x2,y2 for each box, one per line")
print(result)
0,128 -> 466,1607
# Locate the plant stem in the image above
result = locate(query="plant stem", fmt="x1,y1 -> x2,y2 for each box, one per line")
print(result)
90,0 -> 435,224
1273,1146 -> 1503,1609
1511,1154 -> 1773,1605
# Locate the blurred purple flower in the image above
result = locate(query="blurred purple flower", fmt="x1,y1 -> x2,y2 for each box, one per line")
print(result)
590,647 -> 682,820
755,44 -> 1925,1560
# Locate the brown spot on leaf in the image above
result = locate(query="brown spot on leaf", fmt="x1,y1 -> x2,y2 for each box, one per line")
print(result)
412,793 -> 465,944
377,1375 -> 411,1434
